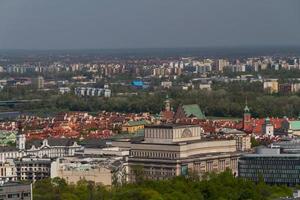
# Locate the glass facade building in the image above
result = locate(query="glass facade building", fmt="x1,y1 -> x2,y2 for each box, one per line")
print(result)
239,153 -> 300,185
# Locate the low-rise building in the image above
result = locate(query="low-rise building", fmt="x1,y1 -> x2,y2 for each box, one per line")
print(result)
58,87 -> 71,94
74,87 -> 111,98
0,136 -> 83,163
263,79 -> 278,93
0,160 -> 17,182
0,182 -> 32,200
121,120 -> 149,134
51,156 -> 128,186
161,81 -> 172,89
199,83 -> 211,91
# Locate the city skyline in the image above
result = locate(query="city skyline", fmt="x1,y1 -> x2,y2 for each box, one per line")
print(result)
0,0 -> 299,49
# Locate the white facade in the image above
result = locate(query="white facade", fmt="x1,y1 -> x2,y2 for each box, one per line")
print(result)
74,87 -> 111,97
144,125 -> 202,144
0,138 -> 83,162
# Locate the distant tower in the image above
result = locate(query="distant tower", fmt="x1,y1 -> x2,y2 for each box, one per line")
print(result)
243,99 -> 251,131
263,117 -> 274,136
164,95 -> 171,112
16,121 -> 26,150
32,76 -> 44,89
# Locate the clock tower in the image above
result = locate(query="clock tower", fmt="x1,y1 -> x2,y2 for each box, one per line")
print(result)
243,102 -> 252,131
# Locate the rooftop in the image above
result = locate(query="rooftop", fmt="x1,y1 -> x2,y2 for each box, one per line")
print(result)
145,124 -> 200,129
182,104 -> 206,119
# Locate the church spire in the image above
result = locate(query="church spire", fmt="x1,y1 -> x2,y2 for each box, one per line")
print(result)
244,97 -> 250,113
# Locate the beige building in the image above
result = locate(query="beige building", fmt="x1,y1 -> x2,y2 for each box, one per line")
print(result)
263,79 -> 278,93
51,156 -> 128,186
0,160 -> 17,182
235,134 -> 251,151
52,160 -> 113,185
32,76 -> 44,89
112,124 -> 243,182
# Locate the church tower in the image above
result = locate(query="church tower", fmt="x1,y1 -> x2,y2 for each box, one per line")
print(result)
263,117 -> 274,136
16,121 -> 26,150
243,100 -> 251,131
164,95 -> 171,112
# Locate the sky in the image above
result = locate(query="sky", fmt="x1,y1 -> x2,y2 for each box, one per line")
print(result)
0,0 -> 299,50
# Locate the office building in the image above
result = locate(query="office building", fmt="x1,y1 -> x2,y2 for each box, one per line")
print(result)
239,147 -> 300,185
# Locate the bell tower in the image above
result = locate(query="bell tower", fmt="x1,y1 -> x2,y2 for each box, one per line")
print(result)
16,121 -> 26,150
243,99 -> 251,131
164,95 -> 171,112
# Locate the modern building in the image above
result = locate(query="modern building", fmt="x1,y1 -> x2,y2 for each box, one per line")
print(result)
14,157 -> 52,182
0,182 -> 32,200
74,87 -> 111,98
131,80 -> 144,88
239,147 -> 300,185
113,124 -> 242,182
32,76 -> 44,89
271,139 -> 300,154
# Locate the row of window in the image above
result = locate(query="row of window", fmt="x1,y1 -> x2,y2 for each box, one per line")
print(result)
0,192 -> 30,199
131,151 -> 178,159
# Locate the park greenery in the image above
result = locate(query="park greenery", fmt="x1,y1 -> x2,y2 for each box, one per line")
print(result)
2,71 -> 300,117
33,170 -> 293,200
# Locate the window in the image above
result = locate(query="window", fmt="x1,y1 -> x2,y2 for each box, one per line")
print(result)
8,193 -> 19,198
23,192 -> 31,197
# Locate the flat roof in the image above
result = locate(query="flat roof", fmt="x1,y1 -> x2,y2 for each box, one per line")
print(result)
145,124 -> 200,129
242,154 -> 300,158
0,182 -> 31,187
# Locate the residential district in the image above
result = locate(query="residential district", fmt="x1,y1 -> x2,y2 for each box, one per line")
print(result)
1,98 -> 300,199
2,55 -> 300,96
2,53 -> 300,199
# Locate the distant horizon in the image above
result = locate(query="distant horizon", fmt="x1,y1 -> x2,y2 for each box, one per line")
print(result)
1,1 -> 299,50
1,45 -> 300,58
1,44 -> 300,52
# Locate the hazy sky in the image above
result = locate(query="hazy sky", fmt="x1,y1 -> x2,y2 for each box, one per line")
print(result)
0,0 -> 299,49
